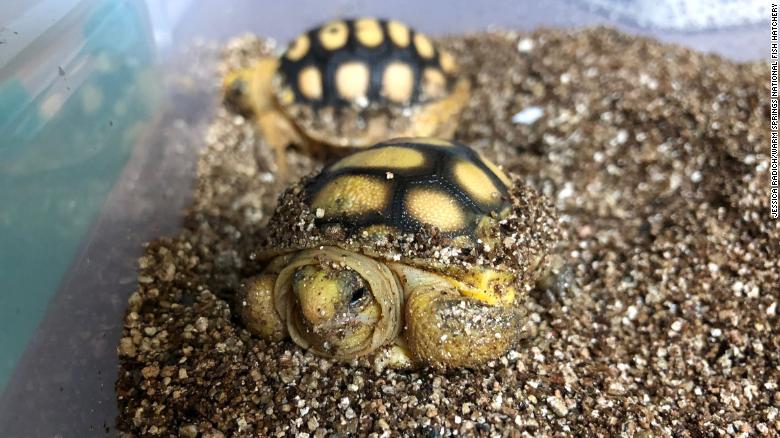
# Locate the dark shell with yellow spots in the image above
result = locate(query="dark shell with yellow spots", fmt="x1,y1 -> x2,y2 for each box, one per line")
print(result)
259,138 -> 560,280
278,18 -> 458,107
272,18 -> 470,148
306,138 -> 511,237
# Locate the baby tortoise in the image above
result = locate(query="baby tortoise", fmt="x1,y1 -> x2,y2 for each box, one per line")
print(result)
223,18 -> 470,175
237,138 -> 560,369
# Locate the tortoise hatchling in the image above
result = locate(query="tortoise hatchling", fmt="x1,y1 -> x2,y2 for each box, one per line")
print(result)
237,138 -> 560,369
223,18 -> 470,174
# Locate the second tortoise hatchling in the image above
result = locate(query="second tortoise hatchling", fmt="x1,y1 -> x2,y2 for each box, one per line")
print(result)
223,18 -> 470,175
236,138 -> 561,369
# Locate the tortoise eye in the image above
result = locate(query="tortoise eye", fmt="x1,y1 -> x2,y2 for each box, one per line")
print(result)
349,286 -> 368,307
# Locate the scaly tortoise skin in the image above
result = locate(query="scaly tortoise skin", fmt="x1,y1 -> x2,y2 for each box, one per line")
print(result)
236,138 -> 560,369
223,18 -> 470,175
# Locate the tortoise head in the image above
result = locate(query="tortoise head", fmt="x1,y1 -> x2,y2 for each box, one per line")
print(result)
274,247 -> 404,359
291,263 -> 380,353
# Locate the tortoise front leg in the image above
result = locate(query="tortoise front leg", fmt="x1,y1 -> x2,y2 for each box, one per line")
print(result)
402,275 -> 525,369
236,274 -> 287,341
255,110 -> 303,180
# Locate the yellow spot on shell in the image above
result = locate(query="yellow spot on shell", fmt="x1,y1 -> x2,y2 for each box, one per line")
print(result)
387,20 -> 410,47
312,175 -> 389,215
452,160 -> 502,204
414,33 -> 435,59
422,67 -> 447,99
479,153 -> 512,187
405,189 -> 465,232
298,66 -> 322,100
319,20 -> 349,50
354,18 -> 384,47
382,62 -> 414,103
335,61 -> 370,101
286,34 -> 310,61
330,146 -> 425,171
439,50 -> 457,74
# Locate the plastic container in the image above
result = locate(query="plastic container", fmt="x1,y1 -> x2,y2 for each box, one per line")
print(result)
0,0 -> 764,435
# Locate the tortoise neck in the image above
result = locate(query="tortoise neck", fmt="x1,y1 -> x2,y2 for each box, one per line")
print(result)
386,263 -> 452,300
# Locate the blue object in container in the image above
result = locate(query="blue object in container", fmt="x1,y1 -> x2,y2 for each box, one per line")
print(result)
0,0 -> 158,391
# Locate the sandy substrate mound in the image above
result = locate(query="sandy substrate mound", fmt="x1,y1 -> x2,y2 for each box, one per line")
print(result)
116,28 -> 777,436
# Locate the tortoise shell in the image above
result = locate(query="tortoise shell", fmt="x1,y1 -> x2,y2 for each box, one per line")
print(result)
306,138 -> 512,237
261,138 -> 560,278
276,18 -> 459,107
271,19 -> 469,148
